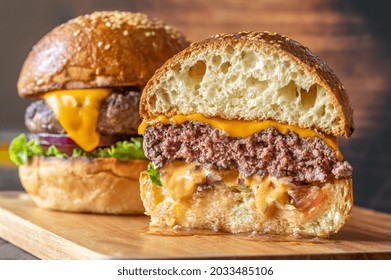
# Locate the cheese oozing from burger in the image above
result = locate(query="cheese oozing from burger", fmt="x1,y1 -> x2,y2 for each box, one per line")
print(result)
155,161 -> 321,219
44,88 -> 111,151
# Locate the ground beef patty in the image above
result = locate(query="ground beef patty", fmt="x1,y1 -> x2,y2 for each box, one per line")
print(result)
25,88 -> 142,135
143,122 -> 353,183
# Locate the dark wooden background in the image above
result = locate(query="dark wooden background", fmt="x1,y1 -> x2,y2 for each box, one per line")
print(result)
1,0 -> 391,259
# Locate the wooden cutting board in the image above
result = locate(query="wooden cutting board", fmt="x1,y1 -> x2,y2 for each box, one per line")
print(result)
0,191 -> 391,259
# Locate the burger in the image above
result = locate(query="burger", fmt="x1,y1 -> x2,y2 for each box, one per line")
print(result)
9,11 -> 189,214
139,31 -> 354,237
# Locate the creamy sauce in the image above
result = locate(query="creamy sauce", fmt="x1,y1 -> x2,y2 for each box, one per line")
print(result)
246,175 -> 290,217
158,161 -> 292,217
160,162 -> 206,203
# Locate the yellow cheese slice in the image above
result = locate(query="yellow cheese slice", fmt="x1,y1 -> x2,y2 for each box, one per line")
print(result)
44,88 -> 110,152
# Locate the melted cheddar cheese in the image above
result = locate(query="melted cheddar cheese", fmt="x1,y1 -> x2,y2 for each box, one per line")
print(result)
44,88 -> 111,151
245,176 -> 290,217
160,162 -> 206,203
160,161 -> 242,204
139,113 -> 342,161
157,161 -> 293,216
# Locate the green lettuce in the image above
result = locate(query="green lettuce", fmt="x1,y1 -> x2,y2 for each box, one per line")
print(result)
9,134 -> 45,165
92,138 -> 146,161
9,134 -> 146,166
45,145 -> 68,158
146,162 -> 162,186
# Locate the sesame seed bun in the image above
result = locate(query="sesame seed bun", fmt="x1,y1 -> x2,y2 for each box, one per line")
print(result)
140,31 -> 353,137
138,31 -> 354,237
17,11 -> 190,97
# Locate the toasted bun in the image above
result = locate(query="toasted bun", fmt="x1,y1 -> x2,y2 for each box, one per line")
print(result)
141,31 -> 353,137
18,11 -> 189,97
19,156 -> 149,214
140,173 -> 353,237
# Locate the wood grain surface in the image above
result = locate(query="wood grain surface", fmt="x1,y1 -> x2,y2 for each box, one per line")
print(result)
1,0 -> 391,259
0,192 -> 390,260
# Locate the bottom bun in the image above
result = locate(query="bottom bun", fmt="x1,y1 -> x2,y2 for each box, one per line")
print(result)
19,156 -> 149,214
140,172 -> 353,237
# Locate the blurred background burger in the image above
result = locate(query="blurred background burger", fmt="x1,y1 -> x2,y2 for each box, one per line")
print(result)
8,11 -> 189,214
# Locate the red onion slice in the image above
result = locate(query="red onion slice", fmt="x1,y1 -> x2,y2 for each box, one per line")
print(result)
28,133 -> 129,148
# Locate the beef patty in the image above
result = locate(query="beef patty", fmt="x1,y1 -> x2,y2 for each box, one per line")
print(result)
143,122 -> 352,183
25,88 -> 142,136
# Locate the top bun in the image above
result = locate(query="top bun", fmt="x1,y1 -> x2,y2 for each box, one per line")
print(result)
18,11 -> 189,97
140,31 -> 354,137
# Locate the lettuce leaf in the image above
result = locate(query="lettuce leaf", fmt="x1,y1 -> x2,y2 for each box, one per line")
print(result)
146,162 -> 162,186
72,147 -> 88,158
92,138 -> 146,161
9,134 -> 45,165
45,145 -> 68,158
9,134 -> 146,166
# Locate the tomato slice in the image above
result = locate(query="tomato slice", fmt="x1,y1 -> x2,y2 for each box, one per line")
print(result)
302,192 -> 325,217
287,186 -> 325,217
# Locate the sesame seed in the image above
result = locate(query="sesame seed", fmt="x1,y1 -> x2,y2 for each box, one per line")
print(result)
98,41 -> 103,47
70,11 -> 186,46
104,44 -> 111,50
73,30 -> 81,37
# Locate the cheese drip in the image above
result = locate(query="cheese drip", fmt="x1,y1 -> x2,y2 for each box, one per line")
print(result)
44,88 -> 111,151
245,175 -> 290,217
139,114 -> 342,161
158,161 -> 293,216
